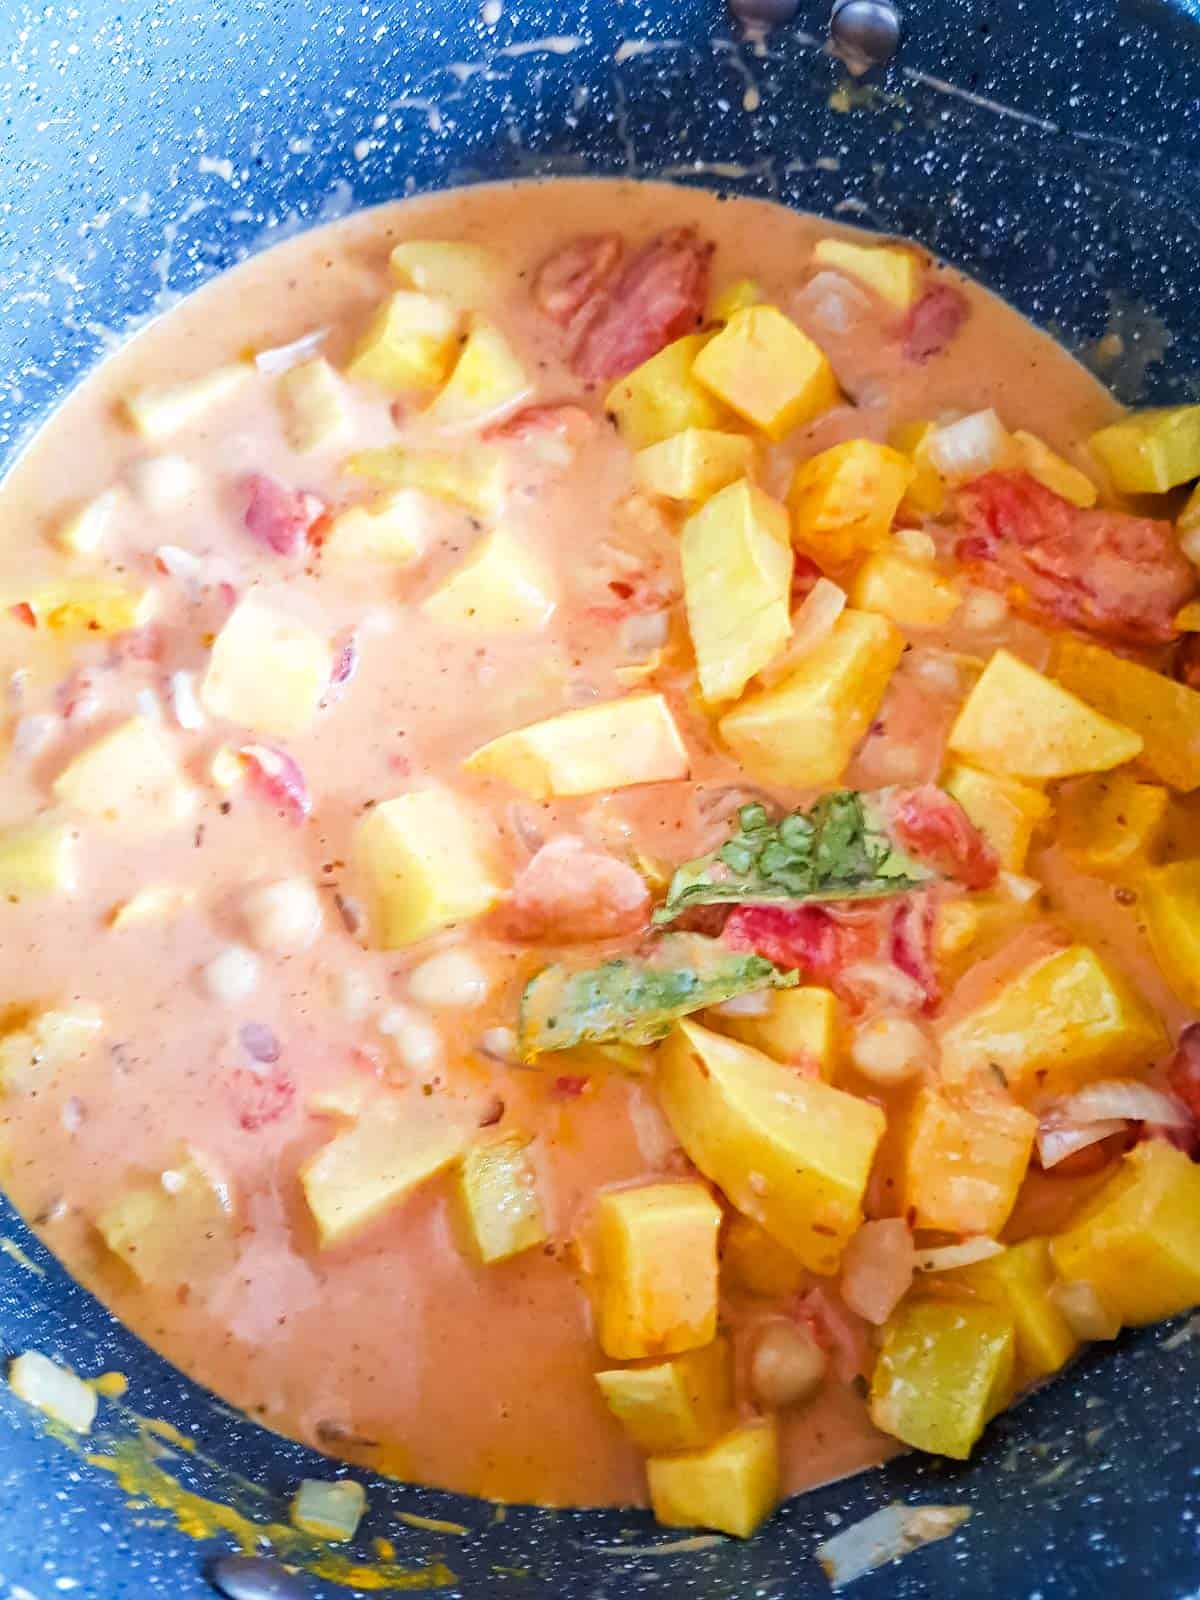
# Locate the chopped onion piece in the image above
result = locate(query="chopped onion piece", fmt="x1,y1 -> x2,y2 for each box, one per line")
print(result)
997,871 -> 1041,904
894,527 -> 937,563
289,1478 -> 367,1542
927,408 -> 1010,484
761,578 -> 846,687
710,989 -> 772,1019
1049,1279 -> 1120,1341
255,327 -> 329,374
11,714 -> 57,760
169,670 -> 205,731
135,687 -> 163,723
1057,1078 -> 1191,1130
155,543 -> 205,595
838,960 -> 928,1013
9,1351 -> 98,1434
798,271 -> 872,336
817,1502 -> 972,1588
1036,1117 -> 1126,1170
916,1236 -> 1004,1272
621,609 -> 671,657
841,1219 -> 915,1323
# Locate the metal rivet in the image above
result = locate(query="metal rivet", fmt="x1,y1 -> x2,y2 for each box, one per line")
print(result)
728,0 -> 802,24
830,0 -> 903,67
209,1553 -> 310,1600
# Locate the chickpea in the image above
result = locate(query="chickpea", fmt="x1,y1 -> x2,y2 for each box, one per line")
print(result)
850,1013 -> 933,1087
749,1320 -> 828,1412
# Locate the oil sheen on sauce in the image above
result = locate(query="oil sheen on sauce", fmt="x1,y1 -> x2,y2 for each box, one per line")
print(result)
0,178 -> 1174,1511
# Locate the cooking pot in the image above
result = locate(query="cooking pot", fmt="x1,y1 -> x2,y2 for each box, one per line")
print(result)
2,2 -> 1200,1595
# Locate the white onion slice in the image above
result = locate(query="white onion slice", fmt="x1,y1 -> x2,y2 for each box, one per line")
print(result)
710,990 -> 772,1019
169,670 -> 205,731
798,271 -> 872,335
254,327 -> 329,374
1036,1117 -> 1125,1170
840,1218 -> 915,1324
915,1236 -> 1004,1273
760,577 -> 846,687
838,959 -> 928,1013
620,608 -> 671,657
1058,1078 -> 1190,1130
817,1503 -> 971,1588
927,408 -> 1011,484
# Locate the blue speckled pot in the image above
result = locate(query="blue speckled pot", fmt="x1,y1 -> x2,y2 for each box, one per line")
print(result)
2,3 -> 1200,1595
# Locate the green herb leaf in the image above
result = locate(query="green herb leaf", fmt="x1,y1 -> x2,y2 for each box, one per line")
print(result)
653,790 -> 931,925
518,933 -> 799,1057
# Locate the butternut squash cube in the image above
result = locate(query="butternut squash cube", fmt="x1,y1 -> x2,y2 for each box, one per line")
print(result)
1050,1141 -> 1200,1324
942,762 -> 1051,872
52,718 -> 197,832
97,1149 -> 236,1287
634,429 -> 757,503
811,238 -> 923,310
457,1133 -> 547,1264
606,334 -> 728,450
20,581 -> 151,637
353,788 -> 504,949
933,890 -> 1039,984
869,1298 -> 1015,1460
719,609 -> 904,789
647,1418 -> 780,1538
54,487 -> 125,557
594,1181 -> 721,1359
463,693 -> 689,798
947,649 -> 1143,783
321,489 -> 440,567
202,594 -> 331,739
891,420 -> 945,516
389,239 -> 502,306
898,1086 -> 1035,1236
658,1021 -> 885,1274
721,1213 -> 807,1298
595,1336 -> 734,1453
423,526 -> 556,633
1055,636 -> 1200,793
0,1004 -> 103,1093
1056,772 -> 1168,875
125,363 -> 252,440
1090,405 -> 1200,493
346,290 -> 460,393
423,318 -> 532,432
0,820 -> 77,899
681,479 -> 793,704
1011,430 -> 1097,508
851,549 -> 960,629
694,306 -> 840,441
948,1237 -> 1078,1385
940,944 -> 1166,1100
1143,859 -> 1200,1008
1180,481 -> 1200,540
718,986 -> 840,1081
344,444 -> 508,517
302,1095 -> 472,1249
710,277 -> 764,322
277,357 -> 352,453
789,441 -> 914,566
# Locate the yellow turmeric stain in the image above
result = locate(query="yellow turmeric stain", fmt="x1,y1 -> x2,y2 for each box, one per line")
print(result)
91,1372 -> 129,1399
142,1416 -> 197,1452
0,1236 -> 45,1276
397,1512 -> 470,1537
373,1537 -> 396,1560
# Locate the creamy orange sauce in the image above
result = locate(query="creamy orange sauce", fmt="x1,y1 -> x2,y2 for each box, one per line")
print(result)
0,177 -> 1187,1514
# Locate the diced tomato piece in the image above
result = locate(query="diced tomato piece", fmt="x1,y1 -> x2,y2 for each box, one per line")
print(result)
238,743 -> 312,825
241,473 -> 325,557
1167,1023 -> 1200,1123
533,234 -> 624,327
888,892 -> 939,1016
109,624 -> 165,664
791,553 -> 824,604
1175,633 -> 1200,691
55,667 -> 101,722
957,470 -> 1194,645
553,1074 -> 590,1098
502,835 -> 650,943
9,602 -> 36,629
888,784 -> 999,890
229,1065 -> 295,1132
572,228 -> 714,382
724,903 -> 840,978
899,282 -> 968,363
486,403 -> 595,447
329,630 -> 358,688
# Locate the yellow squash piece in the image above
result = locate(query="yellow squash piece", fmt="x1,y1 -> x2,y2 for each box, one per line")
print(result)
693,306 -> 840,441
1055,636 -> 1200,793
125,363 -> 252,441
634,429 -> 757,504
290,1480 -> 367,1543
389,239 -> 502,306
0,820 -> 77,899
593,1181 -> 721,1360
721,1213 -> 807,1298
948,649 -> 1143,783
811,238 -> 924,310
1056,772 -> 1168,875
719,609 -> 904,788
321,489 -> 436,567
681,479 -> 793,704
422,526 -> 556,633
789,440 -> 914,566
97,1150 -> 235,1287
19,581 -> 150,636
346,290 -> 460,393
344,444 -> 507,518
606,334 -> 728,451
891,421 -> 945,517
658,1021 -> 885,1275
464,693 -> 689,798
353,787 -> 504,949
0,1005 -> 103,1093
850,549 -> 960,629
54,487 -> 125,557
1050,1141 -> 1200,1325
940,944 -> 1166,1100
718,986 -> 840,1080
595,1336 -> 734,1454
301,1096 -> 472,1249
897,1085 -> 1036,1236
1090,405 -> 1200,493
457,1133 -> 547,1264
933,889 -> 1040,984
647,1419 -> 780,1539
277,357 -> 352,453
52,717 -> 197,832
201,593 -> 332,739
869,1299 -> 1015,1460
423,318 -> 532,431
942,763 -> 1051,873
948,1237 -> 1078,1385
710,278 -> 764,322
1143,859 -> 1200,1008
1011,430 -> 1097,507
